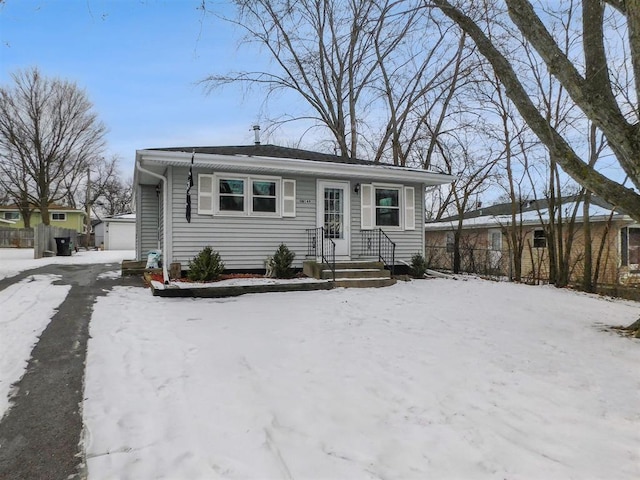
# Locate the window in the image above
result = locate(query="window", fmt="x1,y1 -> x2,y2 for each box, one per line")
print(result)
490,231 -> 502,251
324,187 -> 343,238
622,227 -> 640,267
533,229 -> 546,248
51,212 -> 67,221
198,174 -> 292,217
252,179 -> 277,213
360,183 -> 414,231
218,178 -> 245,212
446,232 -> 455,253
4,212 -> 19,221
375,187 -> 400,227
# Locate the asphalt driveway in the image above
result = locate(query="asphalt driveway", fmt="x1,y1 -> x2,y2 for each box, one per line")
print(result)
0,263 -> 142,480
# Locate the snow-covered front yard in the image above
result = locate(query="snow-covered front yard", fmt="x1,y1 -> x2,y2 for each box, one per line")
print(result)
83,278 -> 640,479
0,248 -> 638,478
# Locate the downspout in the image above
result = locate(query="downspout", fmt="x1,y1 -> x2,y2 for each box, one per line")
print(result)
136,158 -> 169,285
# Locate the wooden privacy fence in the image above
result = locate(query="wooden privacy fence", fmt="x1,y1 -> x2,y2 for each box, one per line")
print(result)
0,228 -> 34,248
34,224 -> 78,259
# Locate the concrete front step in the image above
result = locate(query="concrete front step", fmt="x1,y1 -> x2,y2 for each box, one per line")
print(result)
320,268 -> 391,280
333,277 -> 397,288
303,260 -> 396,288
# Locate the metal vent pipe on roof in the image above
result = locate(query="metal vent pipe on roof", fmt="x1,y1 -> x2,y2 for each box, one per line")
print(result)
252,124 -> 260,145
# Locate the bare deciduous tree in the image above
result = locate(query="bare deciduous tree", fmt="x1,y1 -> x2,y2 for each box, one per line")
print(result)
431,0 -> 640,222
0,67 -> 107,225
204,0 -> 469,165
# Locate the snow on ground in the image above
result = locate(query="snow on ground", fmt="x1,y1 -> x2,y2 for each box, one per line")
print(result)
0,248 -> 135,281
0,248 -> 133,418
0,274 -> 70,417
152,276 -> 329,290
84,279 -> 640,479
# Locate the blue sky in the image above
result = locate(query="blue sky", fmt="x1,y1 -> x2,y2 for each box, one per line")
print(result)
0,0 -> 284,177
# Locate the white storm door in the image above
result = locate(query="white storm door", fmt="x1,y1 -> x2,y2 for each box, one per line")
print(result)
317,180 -> 350,258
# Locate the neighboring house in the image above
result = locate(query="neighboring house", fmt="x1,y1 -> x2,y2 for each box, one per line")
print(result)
134,144 -> 454,277
0,204 -> 86,232
94,213 -> 136,250
424,197 -> 639,286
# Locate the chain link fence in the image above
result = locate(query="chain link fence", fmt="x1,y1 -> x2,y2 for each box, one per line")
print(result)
425,245 -> 511,278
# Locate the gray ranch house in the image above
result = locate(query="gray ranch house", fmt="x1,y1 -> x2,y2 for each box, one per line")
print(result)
134,144 -> 454,282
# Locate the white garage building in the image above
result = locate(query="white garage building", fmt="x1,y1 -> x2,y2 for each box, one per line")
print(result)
94,213 -> 136,250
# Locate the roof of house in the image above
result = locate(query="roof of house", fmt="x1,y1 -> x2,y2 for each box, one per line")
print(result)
425,195 -> 634,231
136,144 -> 455,187
149,145 -> 375,165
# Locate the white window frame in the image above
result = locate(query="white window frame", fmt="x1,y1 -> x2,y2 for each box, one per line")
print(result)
373,184 -> 403,231
250,176 -> 281,217
361,183 -> 417,231
4,212 -> 20,220
204,174 -> 284,217
215,175 -> 248,215
51,212 -> 67,221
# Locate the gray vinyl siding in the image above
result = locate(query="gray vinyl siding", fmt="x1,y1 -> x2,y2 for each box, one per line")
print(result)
350,180 -> 425,264
138,185 -> 160,260
163,167 -> 425,270
170,168 -> 316,269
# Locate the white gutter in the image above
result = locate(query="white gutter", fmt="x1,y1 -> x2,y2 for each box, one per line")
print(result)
136,158 -> 169,285
138,149 -> 455,185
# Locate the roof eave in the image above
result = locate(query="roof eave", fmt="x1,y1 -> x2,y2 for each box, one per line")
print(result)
136,149 -> 455,186
424,213 -> 633,230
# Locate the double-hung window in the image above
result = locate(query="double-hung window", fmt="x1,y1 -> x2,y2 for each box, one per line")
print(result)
199,174 -> 295,217
533,229 -> 546,248
360,183 -> 415,230
218,178 -> 245,212
375,188 -> 400,227
252,179 -> 277,214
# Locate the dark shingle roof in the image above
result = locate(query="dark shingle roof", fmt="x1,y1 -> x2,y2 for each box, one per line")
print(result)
147,144 -> 376,166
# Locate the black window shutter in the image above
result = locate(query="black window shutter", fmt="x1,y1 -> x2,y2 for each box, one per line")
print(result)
621,227 -> 628,266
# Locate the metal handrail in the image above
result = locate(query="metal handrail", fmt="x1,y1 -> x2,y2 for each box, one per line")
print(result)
360,229 -> 396,275
306,227 -> 336,281
377,228 -> 396,276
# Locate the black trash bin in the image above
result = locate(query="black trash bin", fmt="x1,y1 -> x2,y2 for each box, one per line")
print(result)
54,237 -> 72,256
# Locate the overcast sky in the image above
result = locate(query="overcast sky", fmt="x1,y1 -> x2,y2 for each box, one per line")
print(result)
0,0 -> 295,178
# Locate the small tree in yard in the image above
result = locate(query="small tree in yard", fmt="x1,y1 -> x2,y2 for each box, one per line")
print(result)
187,247 -> 225,282
410,252 -> 428,279
270,244 -> 295,279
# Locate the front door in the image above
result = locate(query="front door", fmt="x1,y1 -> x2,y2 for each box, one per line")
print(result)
317,180 -> 350,258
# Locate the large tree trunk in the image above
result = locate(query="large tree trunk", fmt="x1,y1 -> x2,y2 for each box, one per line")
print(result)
432,0 -> 640,222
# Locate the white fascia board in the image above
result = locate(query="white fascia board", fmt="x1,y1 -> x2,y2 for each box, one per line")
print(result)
137,149 -> 455,186
103,217 -> 136,223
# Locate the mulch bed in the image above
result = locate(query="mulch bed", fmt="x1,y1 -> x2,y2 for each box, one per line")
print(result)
145,272 -> 264,285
